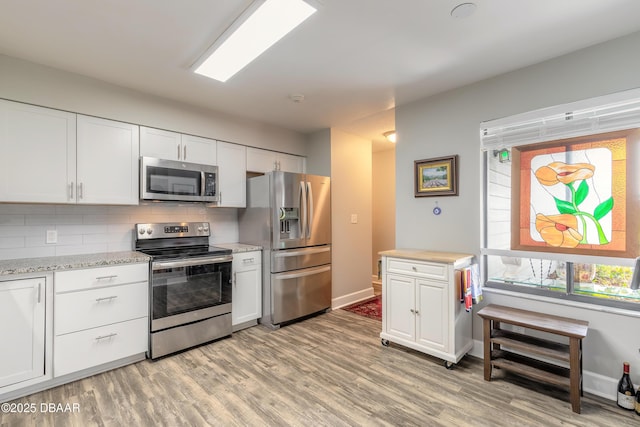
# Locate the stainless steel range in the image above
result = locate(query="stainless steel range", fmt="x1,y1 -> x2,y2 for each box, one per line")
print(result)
135,222 -> 232,359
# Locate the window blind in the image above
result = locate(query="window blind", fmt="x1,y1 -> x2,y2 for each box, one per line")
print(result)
480,87 -> 640,150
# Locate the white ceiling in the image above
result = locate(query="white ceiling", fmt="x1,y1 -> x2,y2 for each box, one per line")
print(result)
2,0 -> 640,151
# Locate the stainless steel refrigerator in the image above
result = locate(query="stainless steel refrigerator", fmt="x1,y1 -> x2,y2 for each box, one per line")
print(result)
239,171 -> 331,328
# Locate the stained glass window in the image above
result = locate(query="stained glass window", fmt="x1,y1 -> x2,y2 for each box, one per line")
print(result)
511,130 -> 635,258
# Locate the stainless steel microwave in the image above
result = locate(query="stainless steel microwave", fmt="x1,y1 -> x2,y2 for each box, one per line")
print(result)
140,157 -> 218,202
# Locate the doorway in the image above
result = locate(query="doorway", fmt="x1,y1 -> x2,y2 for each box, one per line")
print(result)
372,146 -> 396,294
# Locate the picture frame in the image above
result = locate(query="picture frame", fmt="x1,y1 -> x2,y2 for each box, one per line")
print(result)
414,155 -> 458,197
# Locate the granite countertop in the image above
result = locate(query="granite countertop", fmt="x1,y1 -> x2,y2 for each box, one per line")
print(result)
379,249 -> 474,264
0,251 -> 151,276
216,243 -> 263,253
0,243 -> 263,277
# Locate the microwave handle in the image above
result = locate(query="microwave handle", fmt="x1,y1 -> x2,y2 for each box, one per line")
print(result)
201,171 -> 206,197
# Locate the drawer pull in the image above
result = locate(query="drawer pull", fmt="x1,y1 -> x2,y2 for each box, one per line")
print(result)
95,295 -> 118,302
95,275 -> 118,281
412,266 -> 417,272
243,258 -> 255,263
95,333 -> 117,341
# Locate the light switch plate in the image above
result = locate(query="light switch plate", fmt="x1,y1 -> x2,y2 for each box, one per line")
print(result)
350,214 -> 358,224
46,230 -> 57,244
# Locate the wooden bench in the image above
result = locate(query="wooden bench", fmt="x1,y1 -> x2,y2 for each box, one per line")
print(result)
477,304 -> 589,414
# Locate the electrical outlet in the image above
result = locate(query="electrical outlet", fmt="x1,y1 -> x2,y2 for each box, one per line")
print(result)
46,230 -> 57,244
350,214 -> 358,224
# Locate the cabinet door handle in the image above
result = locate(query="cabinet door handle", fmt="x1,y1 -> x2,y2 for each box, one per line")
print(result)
410,309 -> 415,314
69,182 -> 74,200
78,182 -> 84,199
243,258 -> 254,263
95,295 -> 118,302
184,145 -> 187,160
95,333 -> 117,341
177,143 -> 181,160
37,282 -> 42,303
411,266 -> 417,272
233,271 -> 237,286
415,310 -> 420,315
95,275 -> 118,281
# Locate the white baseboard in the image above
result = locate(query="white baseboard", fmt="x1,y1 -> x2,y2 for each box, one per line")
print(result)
467,339 -> 616,402
332,288 -> 375,310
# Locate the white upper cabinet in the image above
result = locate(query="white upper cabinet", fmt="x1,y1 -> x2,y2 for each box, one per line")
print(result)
139,126 -> 180,160
0,99 -> 76,203
181,134 -> 217,165
217,141 -> 246,207
140,126 -> 216,165
246,147 -> 305,173
278,153 -> 305,173
0,101 -> 139,205
77,115 -> 139,205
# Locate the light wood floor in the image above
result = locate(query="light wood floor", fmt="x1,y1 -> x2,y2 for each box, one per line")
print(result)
2,309 -> 638,427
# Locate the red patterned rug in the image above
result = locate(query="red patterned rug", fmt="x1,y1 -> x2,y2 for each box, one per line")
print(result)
342,296 -> 381,320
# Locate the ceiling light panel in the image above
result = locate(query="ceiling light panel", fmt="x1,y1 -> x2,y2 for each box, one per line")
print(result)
194,0 -> 316,82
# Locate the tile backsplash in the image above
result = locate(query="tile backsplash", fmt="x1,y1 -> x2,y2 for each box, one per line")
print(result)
0,203 -> 239,260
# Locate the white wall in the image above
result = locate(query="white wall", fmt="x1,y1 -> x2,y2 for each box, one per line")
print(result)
395,30 -> 640,400
306,129 -> 331,177
330,129 -> 373,307
372,148 -> 395,275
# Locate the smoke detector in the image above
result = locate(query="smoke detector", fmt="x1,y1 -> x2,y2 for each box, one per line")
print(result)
289,94 -> 305,103
451,3 -> 477,19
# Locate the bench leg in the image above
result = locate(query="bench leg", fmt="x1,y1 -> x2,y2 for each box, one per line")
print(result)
483,318 -> 492,381
569,337 -> 581,413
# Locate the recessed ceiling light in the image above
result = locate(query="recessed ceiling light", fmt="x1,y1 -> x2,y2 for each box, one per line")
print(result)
451,3 -> 477,19
193,0 -> 317,82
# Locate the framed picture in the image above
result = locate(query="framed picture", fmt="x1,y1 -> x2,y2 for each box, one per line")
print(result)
414,155 -> 458,197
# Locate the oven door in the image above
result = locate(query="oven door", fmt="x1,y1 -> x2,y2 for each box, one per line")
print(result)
150,255 -> 232,332
141,157 -> 218,202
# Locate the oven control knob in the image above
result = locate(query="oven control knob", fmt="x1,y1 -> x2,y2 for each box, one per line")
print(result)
203,225 -> 209,232
146,228 -> 153,235
138,228 -> 145,235
197,226 -> 203,232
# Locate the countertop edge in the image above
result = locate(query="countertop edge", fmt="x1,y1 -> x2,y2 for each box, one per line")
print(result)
0,243 -> 265,277
0,251 -> 151,277
379,249 -> 475,264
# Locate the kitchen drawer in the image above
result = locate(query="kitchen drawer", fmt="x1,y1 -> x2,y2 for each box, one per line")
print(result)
235,251 -> 261,269
54,317 -> 148,377
54,282 -> 148,335
387,258 -> 448,281
54,263 -> 148,293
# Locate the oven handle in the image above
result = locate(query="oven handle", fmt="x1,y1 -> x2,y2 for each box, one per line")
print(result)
152,255 -> 233,270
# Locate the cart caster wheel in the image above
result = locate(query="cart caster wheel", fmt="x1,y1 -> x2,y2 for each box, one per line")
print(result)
381,338 -> 389,347
444,361 -> 454,370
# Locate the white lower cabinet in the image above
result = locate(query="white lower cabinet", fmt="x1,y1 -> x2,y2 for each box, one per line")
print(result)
232,251 -> 262,330
0,277 -> 47,389
380,252 -> 474,367
53,263 -> 149,377
54,317 -> 148,377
